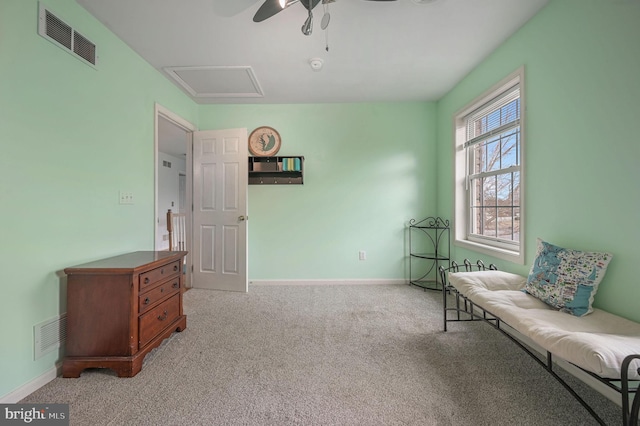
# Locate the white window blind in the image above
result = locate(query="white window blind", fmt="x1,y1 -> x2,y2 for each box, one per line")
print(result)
465,84 -> 520,148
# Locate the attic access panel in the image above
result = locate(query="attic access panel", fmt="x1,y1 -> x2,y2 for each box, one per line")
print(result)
164,66 -> 264,100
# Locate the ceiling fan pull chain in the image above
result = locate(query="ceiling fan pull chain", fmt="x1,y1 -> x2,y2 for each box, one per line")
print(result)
325,29 -> 329,52
322,1 -> 330,51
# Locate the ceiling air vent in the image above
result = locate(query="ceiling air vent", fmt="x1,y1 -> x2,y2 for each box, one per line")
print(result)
38,3 -> 97,68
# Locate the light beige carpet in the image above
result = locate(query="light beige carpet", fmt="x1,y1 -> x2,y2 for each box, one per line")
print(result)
22,284 -> 622,425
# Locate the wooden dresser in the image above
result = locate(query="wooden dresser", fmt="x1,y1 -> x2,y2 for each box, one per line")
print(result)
62,251 -> 188,378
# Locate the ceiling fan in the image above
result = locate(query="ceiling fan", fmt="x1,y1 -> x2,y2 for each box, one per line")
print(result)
254,0 -> 398,36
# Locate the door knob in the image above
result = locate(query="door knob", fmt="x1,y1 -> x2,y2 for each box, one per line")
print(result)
239,215 -> 247,221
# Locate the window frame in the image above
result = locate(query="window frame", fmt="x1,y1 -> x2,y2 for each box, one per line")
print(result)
453,67 -> 526,264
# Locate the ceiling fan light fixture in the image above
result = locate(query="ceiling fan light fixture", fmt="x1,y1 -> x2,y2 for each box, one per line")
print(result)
279,0 -> 287,8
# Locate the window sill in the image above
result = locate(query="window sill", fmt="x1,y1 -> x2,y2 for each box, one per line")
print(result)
455,238 -> 524,265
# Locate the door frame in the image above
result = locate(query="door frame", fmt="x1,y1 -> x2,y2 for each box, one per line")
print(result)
154,103 -> 197,288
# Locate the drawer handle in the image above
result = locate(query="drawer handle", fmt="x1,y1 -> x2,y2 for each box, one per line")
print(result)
172,282 -> 179,289
144,277 -> 150,284
161,268 -> 165,274
144,297 -> 150,305
160,287 -> 164,293
174,265 -> 178,272
157,310 -> 168,321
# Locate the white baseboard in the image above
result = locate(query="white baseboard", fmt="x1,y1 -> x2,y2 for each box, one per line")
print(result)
0,364 -> 61,403
250,278 -> 407,286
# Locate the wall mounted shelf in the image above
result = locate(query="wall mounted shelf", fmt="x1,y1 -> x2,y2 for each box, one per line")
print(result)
249,156 -> 304,185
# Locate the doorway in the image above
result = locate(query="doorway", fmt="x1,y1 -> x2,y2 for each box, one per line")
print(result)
154,104 -> 196,287
154,105 -> 249,292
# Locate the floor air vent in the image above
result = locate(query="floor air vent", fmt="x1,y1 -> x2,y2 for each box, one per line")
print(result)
38,3 -> 97,67
34,313 -> 67,360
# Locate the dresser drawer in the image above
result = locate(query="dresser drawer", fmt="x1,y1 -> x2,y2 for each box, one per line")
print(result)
138,277 -> 180,314
139,260 -> 181,291
139,294 -> 180,348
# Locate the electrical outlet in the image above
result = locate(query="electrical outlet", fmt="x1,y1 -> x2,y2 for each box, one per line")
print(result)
359,250 -> 366,261
119,191 -> 134,205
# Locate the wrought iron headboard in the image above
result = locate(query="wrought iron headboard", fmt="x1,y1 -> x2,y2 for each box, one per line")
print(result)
438,259 -> 498,288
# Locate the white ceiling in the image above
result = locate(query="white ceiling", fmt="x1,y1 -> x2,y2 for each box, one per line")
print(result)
76,0 -> 549,104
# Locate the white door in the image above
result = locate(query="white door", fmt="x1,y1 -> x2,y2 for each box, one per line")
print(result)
192,128 -> 248,292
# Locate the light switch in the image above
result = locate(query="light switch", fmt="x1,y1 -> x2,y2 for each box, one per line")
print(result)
119,191 -> 134,205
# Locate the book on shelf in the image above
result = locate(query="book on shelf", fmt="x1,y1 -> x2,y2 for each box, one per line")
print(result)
281,157 -> 301,172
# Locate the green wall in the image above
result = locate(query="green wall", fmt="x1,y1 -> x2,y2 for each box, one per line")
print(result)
0,0 -> 198,398
199,103 -> 437,280
3,0 -> 639,403
0,1 -> 436,399
436,0 -> 640,322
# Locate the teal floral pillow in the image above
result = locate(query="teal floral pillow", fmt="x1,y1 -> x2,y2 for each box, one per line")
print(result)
525,239 -> 612,317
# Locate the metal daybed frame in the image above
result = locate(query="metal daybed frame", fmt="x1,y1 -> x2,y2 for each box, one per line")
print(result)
439,259 -> 640,426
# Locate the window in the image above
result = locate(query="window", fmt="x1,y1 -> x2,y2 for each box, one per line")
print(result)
454,68 -> 525,264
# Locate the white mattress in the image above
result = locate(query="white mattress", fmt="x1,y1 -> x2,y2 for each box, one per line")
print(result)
448,270 -> 640,380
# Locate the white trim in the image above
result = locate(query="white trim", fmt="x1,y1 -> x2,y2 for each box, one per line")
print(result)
250,279 -> 407,286
155,103 -> 197,132
453,66 -> 526,265
454,66 -> 524,118
163,66 -> 264,98
0,364 -> 61,403
455,238 -> 522,264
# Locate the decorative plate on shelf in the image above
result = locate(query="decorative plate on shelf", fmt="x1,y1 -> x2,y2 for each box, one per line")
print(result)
248,126 -> 281,156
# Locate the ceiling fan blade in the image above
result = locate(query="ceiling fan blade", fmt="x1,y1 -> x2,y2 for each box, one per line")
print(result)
254,0 -> 298,22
